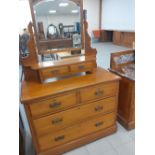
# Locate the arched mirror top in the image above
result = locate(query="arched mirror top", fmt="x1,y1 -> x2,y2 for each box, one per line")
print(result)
29,0 -> 84,60
32,0 -> 81,6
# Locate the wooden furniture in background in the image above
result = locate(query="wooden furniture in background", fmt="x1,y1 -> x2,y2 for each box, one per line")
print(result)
39,38 -> 73,51
21,67 -> 120,155
109,50 -> 135,130
38,22 -> 45,40
99,30 -> 135,48
100,30 -> 113,42
113,31 -> 135,48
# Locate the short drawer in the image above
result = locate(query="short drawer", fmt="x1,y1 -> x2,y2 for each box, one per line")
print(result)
38,112 -> 115,151
33,97 -> 116,136
40,66 -> 69,79
70,61 -> 96,72
80,82 -> 118,102
30,92 -> 77,118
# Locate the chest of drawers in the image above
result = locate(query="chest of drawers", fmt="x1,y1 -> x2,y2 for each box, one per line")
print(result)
21,68 -> 120,155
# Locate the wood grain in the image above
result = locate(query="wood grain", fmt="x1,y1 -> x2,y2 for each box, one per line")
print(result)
21,68 -> 120,103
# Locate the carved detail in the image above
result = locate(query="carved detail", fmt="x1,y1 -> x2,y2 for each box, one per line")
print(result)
20,22 -> 39,82
20,22 -> 38,67
84,20 -> 97,56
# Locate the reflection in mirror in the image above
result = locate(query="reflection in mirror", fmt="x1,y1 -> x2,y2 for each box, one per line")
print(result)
47,24 -> 59,39
34,0 -> 82,55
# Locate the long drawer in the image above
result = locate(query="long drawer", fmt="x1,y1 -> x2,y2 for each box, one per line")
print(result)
38,112 -> 115,151
33,97 -> 116,136
80,82 -> 118,102
30,92 -> 77,118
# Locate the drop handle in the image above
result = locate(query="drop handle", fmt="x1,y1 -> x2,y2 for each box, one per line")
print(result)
52,118 -> 63,124
95,89 -> 104,96
95,106 -> 103,112
95,121 -> 104,127
54,135 -> 65,142
49,101 -> 61,108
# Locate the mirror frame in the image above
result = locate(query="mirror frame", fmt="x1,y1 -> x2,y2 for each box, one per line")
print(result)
28,0 -> 84,54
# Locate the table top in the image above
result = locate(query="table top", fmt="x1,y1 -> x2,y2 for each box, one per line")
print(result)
20,67 -> 120,103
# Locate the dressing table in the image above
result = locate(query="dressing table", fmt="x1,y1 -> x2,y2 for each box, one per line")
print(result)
20,0 -> 121,154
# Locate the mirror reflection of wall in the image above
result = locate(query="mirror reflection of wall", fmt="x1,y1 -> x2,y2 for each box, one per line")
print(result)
34,0 -> 81,48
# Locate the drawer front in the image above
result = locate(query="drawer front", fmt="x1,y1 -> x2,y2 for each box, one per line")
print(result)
40,66 -> 69,79
30,92 -> 77,118
80,82 -> 118,102
70,61 -> 96,72
33,97 -> 116,136
38,112 -> 115,151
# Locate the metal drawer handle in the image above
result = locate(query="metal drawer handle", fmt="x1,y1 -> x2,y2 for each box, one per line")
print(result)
79,65 -> 85,69
51,70 -> 59,74
95,106 -> 103,112
52,118 -> 63,124
49,101 -> 61,108
95,89 -> 104,96
54,135 -> 65,142
95,121 -> 104,127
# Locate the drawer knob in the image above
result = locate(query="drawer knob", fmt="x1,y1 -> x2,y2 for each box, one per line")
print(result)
52,118 -> 63,124
51,70 -> 59,74
95,89 -> 104,96
79,65 -> 85,69
95,121 -> 104,127
54,135 -> 65,142
95,106 -> 103,112
49,101 -> 61,108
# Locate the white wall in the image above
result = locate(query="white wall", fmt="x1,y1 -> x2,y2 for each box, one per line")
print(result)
102,0 -> 135,31
83,0 -> 100,37
19,0 -> 32,32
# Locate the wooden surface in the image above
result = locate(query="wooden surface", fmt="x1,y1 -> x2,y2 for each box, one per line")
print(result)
113,31 -> 135,48
110,50 -> 135,130
100,30 -> 113,42
21,67 -> 120,155
99,29 -> 135,48
21,67 -> 120,103
37,58 -> 97,82
30,91 -> 77,118
117,77 -> 135,130
33,97 -> 116,136
39,38 -> 73,51
38,112 -> 115,151
39,47 -> 82,55
20,23 -> 40,82
110,50 -> 135,71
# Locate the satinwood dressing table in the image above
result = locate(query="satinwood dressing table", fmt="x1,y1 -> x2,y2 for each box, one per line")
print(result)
20,0 -> 121,154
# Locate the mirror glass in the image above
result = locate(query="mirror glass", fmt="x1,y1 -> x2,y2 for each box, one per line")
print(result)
34,0 -> 82,58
